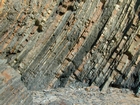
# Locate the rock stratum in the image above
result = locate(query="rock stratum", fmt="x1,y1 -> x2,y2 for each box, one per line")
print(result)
0,0 -> 140,104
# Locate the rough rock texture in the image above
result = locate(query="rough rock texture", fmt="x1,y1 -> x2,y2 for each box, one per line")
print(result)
0,60 -> 32,105
33,86 -> 140,105
0,0 -> 140,104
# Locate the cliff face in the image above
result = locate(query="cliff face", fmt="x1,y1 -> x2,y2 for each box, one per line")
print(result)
0,62 -> 32,105
0,0 -> 140,103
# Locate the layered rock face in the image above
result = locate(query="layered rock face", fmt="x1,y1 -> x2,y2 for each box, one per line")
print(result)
0,62 -> 32,105
0,0 -> 140,103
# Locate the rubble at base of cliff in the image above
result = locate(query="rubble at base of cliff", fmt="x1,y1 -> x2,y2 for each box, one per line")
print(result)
32,86 -> 140,105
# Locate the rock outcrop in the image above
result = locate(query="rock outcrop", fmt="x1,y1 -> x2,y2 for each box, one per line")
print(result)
32,87 -> 140,105
0,61 -> 32,105
0,0 -> 140,104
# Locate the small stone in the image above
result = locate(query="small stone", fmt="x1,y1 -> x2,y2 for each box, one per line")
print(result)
135,93 -> 140,98
19,63 -> 24,69
85,87 -> 90,92
124,36 -> 127,40
48,10 -> 51,14
115,4 -> 120,10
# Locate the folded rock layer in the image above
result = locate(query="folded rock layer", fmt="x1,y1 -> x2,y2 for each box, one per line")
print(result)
0,0 -> 140,104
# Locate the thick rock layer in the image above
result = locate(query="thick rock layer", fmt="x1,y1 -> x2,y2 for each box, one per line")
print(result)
0,0 -> 140,104
0,61 -> 32,105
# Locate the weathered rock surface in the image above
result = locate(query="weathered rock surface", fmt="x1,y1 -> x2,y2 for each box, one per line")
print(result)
0,0 -> 140,104
32,86 -> 140,105
0,60 -> 32,105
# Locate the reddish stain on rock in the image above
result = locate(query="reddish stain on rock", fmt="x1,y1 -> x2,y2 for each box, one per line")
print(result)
2,70 -> 12,83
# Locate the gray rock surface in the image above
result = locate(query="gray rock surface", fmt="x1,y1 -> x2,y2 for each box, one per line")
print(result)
0,61 -> 32,105
32,86 -> 140,105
